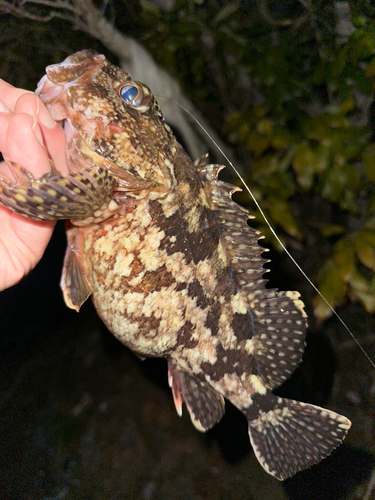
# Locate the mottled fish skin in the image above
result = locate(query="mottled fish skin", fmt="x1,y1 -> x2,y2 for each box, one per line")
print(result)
0,50 -> 351,480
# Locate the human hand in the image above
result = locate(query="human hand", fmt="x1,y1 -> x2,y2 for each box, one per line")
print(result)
0,79 -> 68,291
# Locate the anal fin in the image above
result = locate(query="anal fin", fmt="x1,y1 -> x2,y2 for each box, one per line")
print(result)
168,362 -> 225,432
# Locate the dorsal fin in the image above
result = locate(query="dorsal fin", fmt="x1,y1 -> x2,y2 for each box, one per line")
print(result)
197,156 -> 307,390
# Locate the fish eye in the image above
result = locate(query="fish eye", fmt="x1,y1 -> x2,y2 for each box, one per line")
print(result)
117,83 -> 143,108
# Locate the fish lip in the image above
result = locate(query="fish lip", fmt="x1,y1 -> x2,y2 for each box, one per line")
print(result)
64,119 -> 98,174
36,74 -> 98,172
35,52 -> 106,121
35,77 -> 71,122
63,117 -> 78,143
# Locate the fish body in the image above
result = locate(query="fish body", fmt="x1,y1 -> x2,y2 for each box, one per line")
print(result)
0,50 -> 351,480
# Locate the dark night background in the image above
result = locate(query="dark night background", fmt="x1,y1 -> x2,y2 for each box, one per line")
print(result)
0,1 -> 374,499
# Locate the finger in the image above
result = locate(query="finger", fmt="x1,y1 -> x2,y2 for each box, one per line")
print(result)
0,114 -> 55,246
0,202 -> 55,291
37,106 -> 68,176
0,79 -> 32,112
14,92 -> 55,128
0,101 -> 13,158
4,113 -> 51,179
0,98 -> 11,114
14,93 -> 68,175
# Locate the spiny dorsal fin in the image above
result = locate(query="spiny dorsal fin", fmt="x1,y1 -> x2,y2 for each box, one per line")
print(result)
197,157 -> 307,390
168,362 -> 225,432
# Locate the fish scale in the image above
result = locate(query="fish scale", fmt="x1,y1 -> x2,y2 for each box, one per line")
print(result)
0,49 -> 351,480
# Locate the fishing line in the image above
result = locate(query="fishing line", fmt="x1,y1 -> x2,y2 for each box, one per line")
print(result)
158,96 -> 375,369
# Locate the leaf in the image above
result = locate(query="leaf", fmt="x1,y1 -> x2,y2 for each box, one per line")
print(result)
297,165 -> 315,190
293,143 -> 312,175
342,66 -> 373,95
292,143 -> 315,189
355,230 -> 375,271
333,238 -> 355,280
365,57 -> 375,77
320,224 -> 346,237
219,26 -> 247,47
311,145 -> 331,174
329,46 -> 347,78
256,118 -> 273,135
319,261 -> 347,303
140,0 -> 160,14
256,171 -> 297,199
212,4 -> 239,25
348,269 -> 375,313
357,227 -> 375,247
251,155 -> 278,178
306,115 -> 334,143
350,31 -> 375,61
267,197 -> 301,239
313,297 -> 331,322
362,149 -> 375,183
339,188 -> 358,212
321,163 -> 361,209
270,127 -> 294,150
247,131 -> 270,157
339,95 -> 356,115
321,174 -> 341,201
314,261 -> 346,320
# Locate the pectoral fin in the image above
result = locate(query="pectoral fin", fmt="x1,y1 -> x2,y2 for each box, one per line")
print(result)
0,162 -> 116,221
60,223 -> 91,311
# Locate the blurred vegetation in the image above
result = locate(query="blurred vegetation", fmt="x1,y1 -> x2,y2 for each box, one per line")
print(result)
1,0 -> 375,322
140,0 -> 375,321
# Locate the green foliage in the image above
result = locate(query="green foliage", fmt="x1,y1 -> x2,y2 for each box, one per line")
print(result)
140,0 -> 375,320
2,0 -> 373,322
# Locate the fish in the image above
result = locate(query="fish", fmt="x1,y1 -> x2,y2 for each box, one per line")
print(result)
0,49 -> 351,480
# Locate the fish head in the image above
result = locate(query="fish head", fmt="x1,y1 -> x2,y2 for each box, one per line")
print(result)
36,49 -> 178,193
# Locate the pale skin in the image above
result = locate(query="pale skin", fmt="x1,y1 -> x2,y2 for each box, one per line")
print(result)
0,80 -> 68,291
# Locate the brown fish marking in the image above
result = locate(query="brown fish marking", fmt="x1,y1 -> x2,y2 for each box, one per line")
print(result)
0,50 -> 351,480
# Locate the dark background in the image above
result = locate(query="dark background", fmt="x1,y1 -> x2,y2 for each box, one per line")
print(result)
0,1 -> 374,499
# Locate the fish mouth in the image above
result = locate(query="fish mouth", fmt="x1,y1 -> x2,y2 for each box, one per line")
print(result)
61,116 -> 110,177
35,74 -> 107,175
61,116 -> 77,143
35,76 -> 71,122
35,61 -> 168,193
47,110 -> 154,193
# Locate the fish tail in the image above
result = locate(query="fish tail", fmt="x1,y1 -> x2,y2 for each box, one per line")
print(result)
246,397 -> 351,480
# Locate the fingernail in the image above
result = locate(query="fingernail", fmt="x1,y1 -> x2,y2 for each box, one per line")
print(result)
32,118 -> 45,147
35,97 -> 55,129
0,99 -> 10,113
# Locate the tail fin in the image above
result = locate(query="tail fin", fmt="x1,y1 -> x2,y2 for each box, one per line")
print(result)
247,398 -> 351,480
